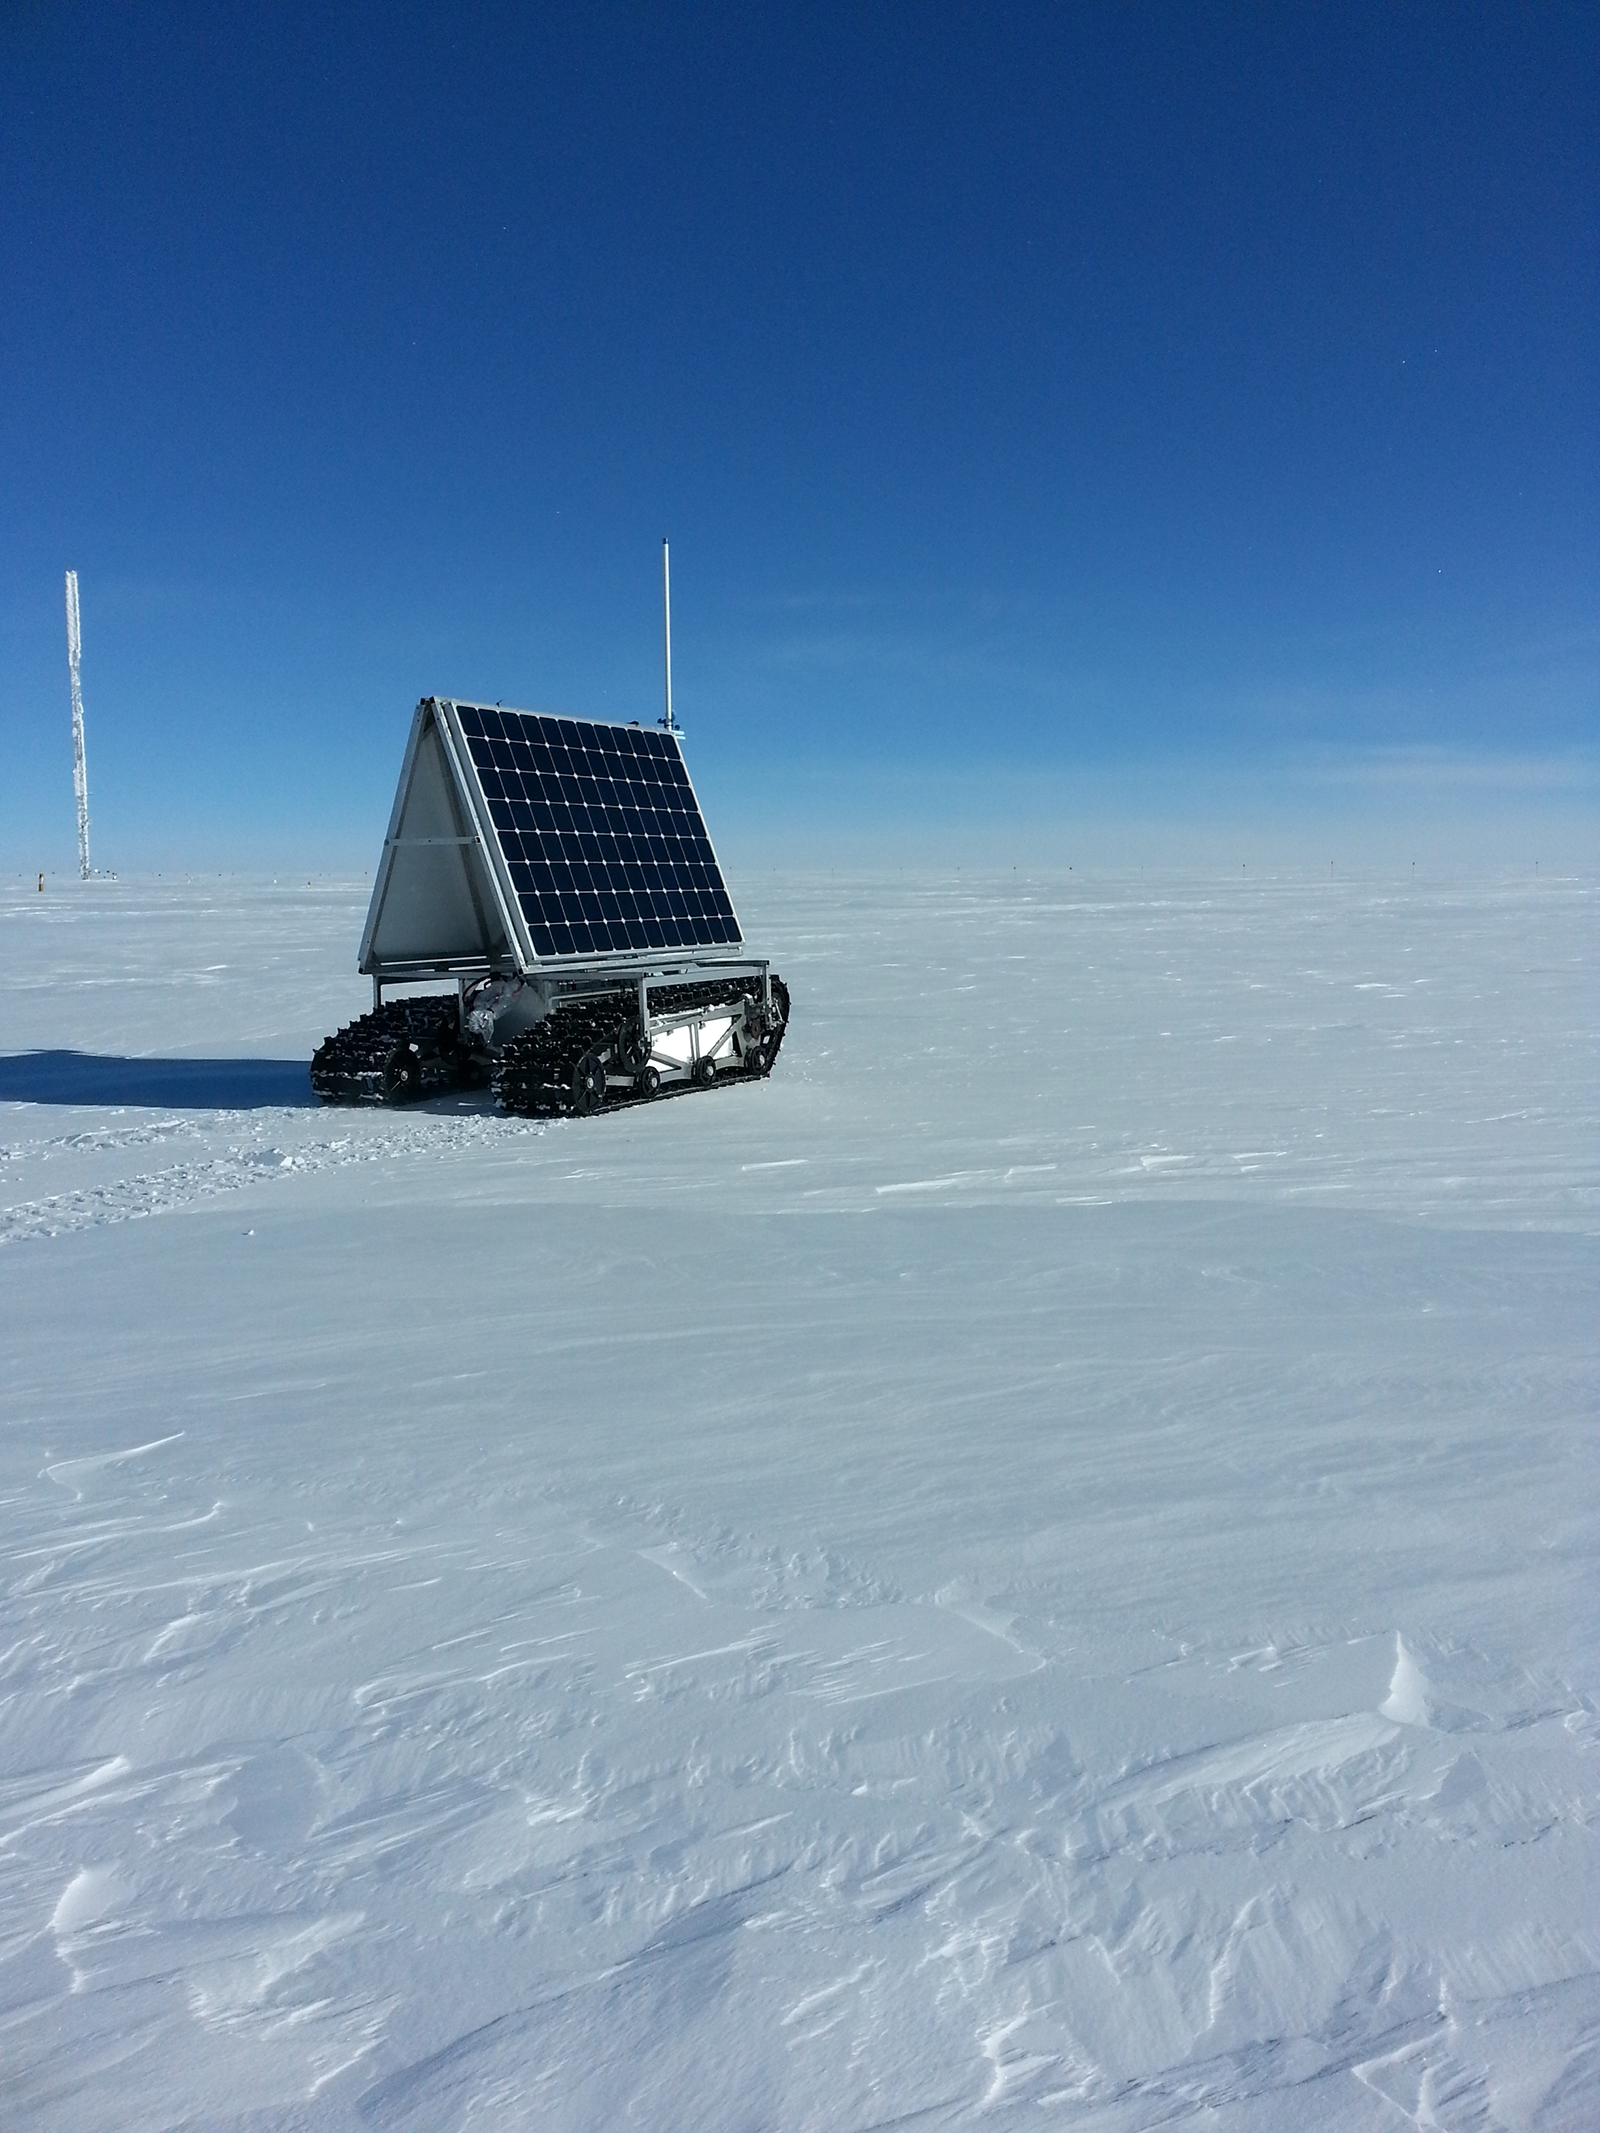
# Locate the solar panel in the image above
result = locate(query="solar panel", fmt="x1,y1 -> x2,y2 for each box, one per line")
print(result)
452,702 -> 741,962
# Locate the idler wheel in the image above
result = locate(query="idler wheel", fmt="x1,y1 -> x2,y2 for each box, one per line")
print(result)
638,1064 -> 661,1097
384,1040 -> 423,1104
694,1055 -> 717,1087
572,1049 -> 607,1115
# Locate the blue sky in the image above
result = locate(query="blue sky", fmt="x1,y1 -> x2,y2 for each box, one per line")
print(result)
2,3 -> 1595,870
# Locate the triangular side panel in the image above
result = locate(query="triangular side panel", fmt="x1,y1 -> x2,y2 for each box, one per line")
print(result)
358,703 -> 522,976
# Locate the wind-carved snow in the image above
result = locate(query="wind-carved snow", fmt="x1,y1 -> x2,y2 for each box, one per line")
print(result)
51,1864 -> 127,1939
1383,1634 -> 1434,1727
0,867 -> 1596,2129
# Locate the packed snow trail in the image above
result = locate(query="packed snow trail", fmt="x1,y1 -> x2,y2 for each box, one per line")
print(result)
1,867 -> 1596,2129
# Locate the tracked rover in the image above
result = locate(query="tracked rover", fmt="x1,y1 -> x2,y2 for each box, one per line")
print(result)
312,550 -> 789,1118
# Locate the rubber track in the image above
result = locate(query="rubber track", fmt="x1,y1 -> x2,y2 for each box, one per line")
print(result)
493,974 -> 790,1119
310,995 -> 465,1105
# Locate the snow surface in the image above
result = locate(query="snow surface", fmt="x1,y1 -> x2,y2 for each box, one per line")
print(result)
1,866 -> 1596,2131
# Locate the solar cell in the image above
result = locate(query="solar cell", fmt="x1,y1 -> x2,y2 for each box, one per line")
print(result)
452,702 -> 741,961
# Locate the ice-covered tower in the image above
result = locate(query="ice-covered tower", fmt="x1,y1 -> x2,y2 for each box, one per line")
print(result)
64,570 -> 91,880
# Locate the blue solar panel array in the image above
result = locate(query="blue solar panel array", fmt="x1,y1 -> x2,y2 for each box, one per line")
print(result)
454,703 -> 741,960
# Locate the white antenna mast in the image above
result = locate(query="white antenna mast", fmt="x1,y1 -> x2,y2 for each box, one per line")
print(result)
64,570 -> 91,880
660,538 -> 677,735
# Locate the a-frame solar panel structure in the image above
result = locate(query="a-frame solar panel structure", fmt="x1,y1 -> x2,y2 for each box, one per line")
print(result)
359,698 -> 742,981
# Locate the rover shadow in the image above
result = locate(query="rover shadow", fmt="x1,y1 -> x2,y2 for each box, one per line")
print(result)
0,1051 -> 316,1110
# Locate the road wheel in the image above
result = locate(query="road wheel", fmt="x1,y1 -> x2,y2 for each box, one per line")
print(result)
571,1050 -> 607,1115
